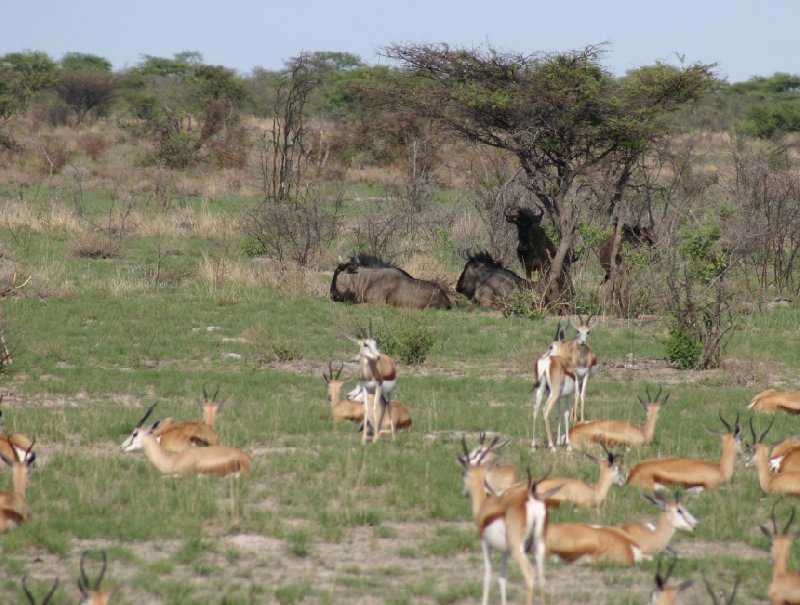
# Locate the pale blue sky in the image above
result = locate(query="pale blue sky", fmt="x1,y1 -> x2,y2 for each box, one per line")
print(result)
1,0 -> 797,83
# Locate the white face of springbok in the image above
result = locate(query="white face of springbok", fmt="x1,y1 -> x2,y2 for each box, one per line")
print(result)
358,337 -> 381,362
120,404 -> 157,452
571,315 -> 593,346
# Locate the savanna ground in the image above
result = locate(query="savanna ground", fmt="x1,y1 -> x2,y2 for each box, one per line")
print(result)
1,158 -> 800,605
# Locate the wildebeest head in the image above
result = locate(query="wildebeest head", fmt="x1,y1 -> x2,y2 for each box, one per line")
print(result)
330,257 -> 361,303
456,250 -> 503,298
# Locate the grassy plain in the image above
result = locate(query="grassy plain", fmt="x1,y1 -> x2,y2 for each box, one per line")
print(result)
0,180 -> 799,605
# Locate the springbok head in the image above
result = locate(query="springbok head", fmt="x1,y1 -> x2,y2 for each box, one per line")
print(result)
638,385 -> 670,413
744,415 -> 777,466
570,314 -> 594,345
643,491 -> 698,532
78,550 -> 115,605
586,443 -> 626,486
703,572 -> 740,605
346,320 -> 381,362
22,576 -> 59,605
199,384 -> 228,429
120,404 -> 157,452
647,552 -> 692,604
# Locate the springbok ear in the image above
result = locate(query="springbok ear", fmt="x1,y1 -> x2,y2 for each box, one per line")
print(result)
0,453 -> 12,467
678,580 -> 694,592
148,420 -> 161,432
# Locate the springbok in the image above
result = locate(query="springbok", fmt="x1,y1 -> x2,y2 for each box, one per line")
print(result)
771,438 -> 800,472
749,389 -> 800,414
361,392 -> 412,441
0,395 -> 34,462
703,574 -> 740,605
761,503 -> 800,605
322,360 -> 364,424
22,576 -> 60,605
0,442 -> 35,532
560,315 -> 599,424
569,386 -> 669,450
746,417 -> 800,496
120,401 -> 218,454
461,434 -> 520,496
346,321 -> 398,444
532,323 -> 577,450
535,445 -> 624,509
647,553 -> 693,605
545,521 -> 643,566
78,550 -> 115,604
615,492 -> 697,556
626,413 -> 741,491
457,442 -> 558,605
137,421 -> 251,477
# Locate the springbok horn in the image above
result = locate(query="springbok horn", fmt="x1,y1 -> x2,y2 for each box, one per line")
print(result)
760,416 -> 776,443
719,412 -> 733,434
461,434 -> 470,459
137,403 -> 157,428
637,394 -> 648,412
784,506 -> 797,535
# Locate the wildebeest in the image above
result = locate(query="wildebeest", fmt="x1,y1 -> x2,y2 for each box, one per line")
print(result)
505,206 -> 557,281
597,224 -> 656,283
456,250 -> 525,308
330,255 -> 452,309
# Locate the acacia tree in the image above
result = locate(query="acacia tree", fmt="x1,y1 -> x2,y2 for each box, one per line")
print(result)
380,43 -> 714,304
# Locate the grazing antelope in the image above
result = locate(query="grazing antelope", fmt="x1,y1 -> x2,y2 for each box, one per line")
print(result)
461,434 -> 520,496
0,442 -> 35,532
761,503 -> 800,605
120,402 -> 218,453
535,445 -> 625,509
615,492 -> 697,556
0,395 -> 34,461
746,417 -> 800,496
22,576 -> 60,605
532,323 -> 577,450
322,360 -> 364,424
346,321 -> 398,444
457,443 -> 558,605
545,521 -> 642,566
569,386 -> 669,450
137,421 -> 251,477
749,389 -> 800,414
78,550 -> 115,604
626,413 -> 741,492
647,553 -> 693,605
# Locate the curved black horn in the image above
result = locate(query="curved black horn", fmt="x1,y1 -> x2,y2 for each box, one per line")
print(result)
784,506 -> 797,535
22,577 -> 36,605
137,403 -> 157,428
760,416 -> 776,443
772,501 -> 779,535
719,412 -> 733,434
461,434 -> 470,459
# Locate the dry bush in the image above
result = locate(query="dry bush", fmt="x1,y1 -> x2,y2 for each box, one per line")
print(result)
403,254 -> 457,292
1,198 -> 83,233
720,356 -> 774,388
35,136 -> 70,175
198,255 -> 328,299
69,233 -> 121,259
79,134 -> 108,161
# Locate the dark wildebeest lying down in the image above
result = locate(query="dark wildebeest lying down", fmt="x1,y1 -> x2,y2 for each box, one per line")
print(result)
597,224 -> 656,282
456,250 -> 525,308
505,206 -> 557,281
330,255 -> 452,309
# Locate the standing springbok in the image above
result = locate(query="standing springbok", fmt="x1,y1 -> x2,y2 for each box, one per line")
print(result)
532,323 -> 577,450
749,389 -> 800,414
615,492 -> 697,556
0,442 -> 35,532
346,321 -> 398,444
647,553 -> 693,605
457,442 -> 558,605
746,417 -> 800,496
560,315 -> 599,423
569,386 -> 669,450
461,434 -> 520,496
78,551 -> 115,605
21,577 -> 60,605
626,413 -> 741,491
761,503 -> 800,605
535,446 -> 625,509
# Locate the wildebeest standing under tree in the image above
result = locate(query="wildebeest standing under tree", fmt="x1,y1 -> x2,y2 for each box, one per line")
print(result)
330,255 -> 452,310
504,207 -> 557,282
456,250 -> 525,308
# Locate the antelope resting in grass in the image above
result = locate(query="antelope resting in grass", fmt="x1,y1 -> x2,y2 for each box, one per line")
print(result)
461,434 -> 520,496
137,421 -> 251,477
532,323 -> 577,450
749,389 -> 800,414
768,438 -> 800,472
615,492 -> 697,557
746,417 -> 800,496
647,553 -> 693,605
761,503 -> 800,605
569,386 -> 669,450
535,445 -> 624,509
346,321 -> 398,444
361,392 -> 412,440
457,441 -> 558,605
626,413 -> 741,492
545,521 -> 642,566
120,399 -> 219,453
323,360 -> 364,424
78,550 -> 115,605
0,395 -> 34,462
703,574 -> 740,605
22,576 -> 60,605
0,442 -> 35,532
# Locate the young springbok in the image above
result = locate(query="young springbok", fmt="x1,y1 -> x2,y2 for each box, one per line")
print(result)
626,413 -> 741,492
21,576 -> 60,605
615,492 -> 697,557
120,402 -> 218,454
457,442 -> 558,605
0,442 -> 35,532
746,417 -> 800,496
461,434 -> 520,496
137,421 -> 251,477
749,389 -> 800,414
569,386 -> 669,450
535,445 -> 625,509
647,553 -> 693,605
761,503 -> 800,605
78,550 -> 115,605
532,323 -> 577,450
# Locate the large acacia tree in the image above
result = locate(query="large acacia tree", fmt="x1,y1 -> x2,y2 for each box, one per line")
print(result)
381,43 -> 715,304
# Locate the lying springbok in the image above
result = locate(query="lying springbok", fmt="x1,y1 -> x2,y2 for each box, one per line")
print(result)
461,434 -> 520,496
771,438 -> 800,472
22,576 -> 60,605
361,392 -> 412,441
120,400 -> 218,453
703,574 -> 740,605
78,550 -> 115,605
626,413 -> 741,491
749,389 -> 800,414
535,446 -> 624,509
0,395 -> 34,462
457,442 -> 558,605
0,442 -> 35,532
532,323 -> 577,450
647,553 -> 693,605
569,386 -> 669,450
545,521 -> 642,566
322,361 -> 364,424
615,492 -> 697,557
137,421 -> 251,477
746,417 -> 800,496
761,503 -> 800,605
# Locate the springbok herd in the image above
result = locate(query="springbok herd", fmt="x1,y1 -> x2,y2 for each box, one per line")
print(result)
4,315 -> 800,603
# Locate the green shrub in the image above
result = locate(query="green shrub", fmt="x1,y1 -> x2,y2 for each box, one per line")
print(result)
664,325 -> 702,369
502,288 -> 544,320
240,235 -> 268,258
375,315 -> 437,365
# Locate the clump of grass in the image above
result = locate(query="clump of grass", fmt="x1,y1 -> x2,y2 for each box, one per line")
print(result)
70,232 -> 121,259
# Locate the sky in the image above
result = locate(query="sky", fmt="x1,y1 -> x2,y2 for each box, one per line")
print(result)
1,0 -> 798,83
